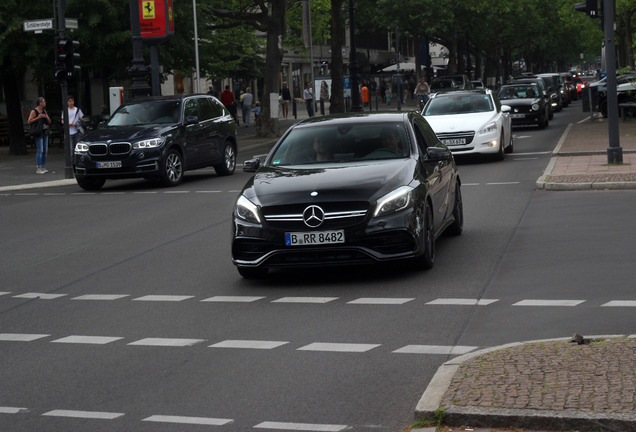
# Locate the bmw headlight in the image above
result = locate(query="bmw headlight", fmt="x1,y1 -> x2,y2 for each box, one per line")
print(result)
75,142 -> 89,153
531,103 -> 540,111
235,195 -> 261,224
479,122 -> 497,135
374,186 -> 414,217
132,138 -> 165,149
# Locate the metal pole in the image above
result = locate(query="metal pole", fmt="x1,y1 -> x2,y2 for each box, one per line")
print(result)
193,0 -> 201,93
56,0 -> 73,178
349,0 -> 362,112
307,0 -> 315,115
396,22 -> 401,111
129,0 -> 151,98
604,0 -> 622,164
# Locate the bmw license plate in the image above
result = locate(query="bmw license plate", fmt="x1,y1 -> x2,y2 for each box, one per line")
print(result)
285,230 -> 345,246
97,161 -> 122,169
442,138 -> 466,146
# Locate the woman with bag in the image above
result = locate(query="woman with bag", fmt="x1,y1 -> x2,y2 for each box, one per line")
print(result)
61,95 -> 85,148
27,96 -> 51,174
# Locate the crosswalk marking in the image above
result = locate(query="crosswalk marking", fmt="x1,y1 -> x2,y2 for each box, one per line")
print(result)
273,297 -> 338,304
513,299 -> 585,307
132,295 -> 194,302
201,296 -> 265,302
347,298 -> 414,305
602,300 -> 636,307
51,335 -> 123,345
392,345 -> 478,355
142,415 -> 233,425
0,292 -> 9,296
42,410 -> 124,419
0,333 -> 49,341
297,343 -> 380,353
426,298 -> 498,306
72,294 -> 130,301
209,340 -> 289,350
0,407 -> 27,414
128,338 -> 205,347
13,292 -> 66,300
254,421 -> 348,431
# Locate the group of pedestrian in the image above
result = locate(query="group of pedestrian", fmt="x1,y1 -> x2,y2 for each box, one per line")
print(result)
214,85 -> 261,127
28,95 -> 85,174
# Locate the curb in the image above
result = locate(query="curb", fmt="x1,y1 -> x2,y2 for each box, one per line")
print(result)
414,335 -> 636,432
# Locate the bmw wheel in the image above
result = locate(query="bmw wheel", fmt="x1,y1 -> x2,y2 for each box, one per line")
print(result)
214,141 -> 236,176
76,177 -> 106,191
160,149 -> 184,186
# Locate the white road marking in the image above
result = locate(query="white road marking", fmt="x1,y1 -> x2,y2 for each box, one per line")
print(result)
13,293 -> 66,300
297,343 -> 380,353
72,294 -> 130,301
0,291 -> 9,296
163,190 -> 190,194
0,407 -> 27,414
43,192 -> 66,196
426,298 -> 498,306
15,193 -> 38,196
393,345 -> 478,355
513,299 -> 585,307
128,338 -> 205,347
0,333 -> 50,341
102,192 -> 126,195
201,296 -> 265,303
602,300 -> 636,307
348,298 -> 414,305
194,190 -> 222,193
132,295 -> 194,302
142,415 -> 233,425
254,421 -> 348,431
462,183 -> 480,186
51,335 -> 123,345
209,340 -> 289,349
42,410 -> 124,419
486,182 -> 520,185
132,191 -> 158,194
273,297 -> 338,304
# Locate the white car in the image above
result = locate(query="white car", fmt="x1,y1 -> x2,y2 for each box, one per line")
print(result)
422,89 -> 513,160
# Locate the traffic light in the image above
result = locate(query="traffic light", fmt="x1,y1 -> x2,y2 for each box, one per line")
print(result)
55,37 -> 68,81
574,0 -> 598,18
64,39 -> 80,75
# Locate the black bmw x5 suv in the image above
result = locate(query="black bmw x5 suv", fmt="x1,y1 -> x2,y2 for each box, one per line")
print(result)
73,94 -> 238,190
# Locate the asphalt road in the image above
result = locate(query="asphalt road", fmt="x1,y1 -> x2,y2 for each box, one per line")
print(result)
1,100 -> 635,432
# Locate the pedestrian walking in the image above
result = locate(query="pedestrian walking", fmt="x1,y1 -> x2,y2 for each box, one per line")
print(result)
220,85 -> 238,125
361,84 -> 370,107
27,96 -> 51,174
61,95 -> 85,149
241,87 -> 254,127
280,82 -> 292,119
207,85 -> 218,98
385,85 -> 392,105
304,82 -> 314,117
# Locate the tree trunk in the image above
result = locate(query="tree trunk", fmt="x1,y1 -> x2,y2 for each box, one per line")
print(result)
329,0 -> 345,114
257,0 -> 286,138
1,56 -> 28,155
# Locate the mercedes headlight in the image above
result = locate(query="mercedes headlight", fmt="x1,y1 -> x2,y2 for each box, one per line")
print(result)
133,138 -> 165,149
531,103 -> 540,111
235,195 -> 261,224
374,186 -> 414,217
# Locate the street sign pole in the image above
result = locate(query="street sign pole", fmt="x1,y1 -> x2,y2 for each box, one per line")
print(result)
56,0 -> 73,178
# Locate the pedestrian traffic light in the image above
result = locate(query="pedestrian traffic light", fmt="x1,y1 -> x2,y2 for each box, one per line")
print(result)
574,0 -> 598,18
55,37 -> 68,81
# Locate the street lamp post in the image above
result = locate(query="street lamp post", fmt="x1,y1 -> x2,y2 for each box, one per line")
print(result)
604,0 -> 622,164
128,0 -> 151,98
348,0 -> 362,112
193,0 -> 201,93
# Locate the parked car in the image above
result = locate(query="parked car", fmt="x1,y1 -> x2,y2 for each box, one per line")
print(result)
73,94 -> 238,190
470,80 -> 485,89
443,74 -> 475,90
599,80 -> 636,117
498,83 -> 549,129
231,112 -> 463,278
429,79 -> 458,96
560,72 -> 578,101
422,89 -> 513,159
509,77 -> 554,119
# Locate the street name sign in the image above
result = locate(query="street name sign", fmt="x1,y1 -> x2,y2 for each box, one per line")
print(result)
23,19 -> 54,32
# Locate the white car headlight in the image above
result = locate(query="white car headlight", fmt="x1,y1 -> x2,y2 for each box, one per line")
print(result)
479,122 -> 497,135
132,138 -> 165,149
235,195 -> 261,224
374,186 -> 414,217
75,142 -> 89,153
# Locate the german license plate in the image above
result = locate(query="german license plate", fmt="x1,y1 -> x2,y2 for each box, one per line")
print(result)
442,138 -> 466,146
97,161 -> 122,169
511,114 -> 526,119
285,230 -> 345,246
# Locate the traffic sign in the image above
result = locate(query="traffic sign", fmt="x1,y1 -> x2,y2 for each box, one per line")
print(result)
23,19 -> 54,32
65,18 -> 78,30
